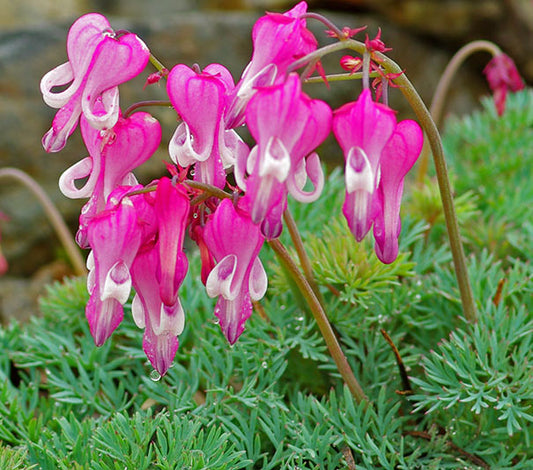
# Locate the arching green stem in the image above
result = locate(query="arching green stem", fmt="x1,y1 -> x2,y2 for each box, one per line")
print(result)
416,40 -> 501,182
269,238 -> 368,404
123,100 -> 172,118
0,168 -> 86,276
283,208 -> 324,307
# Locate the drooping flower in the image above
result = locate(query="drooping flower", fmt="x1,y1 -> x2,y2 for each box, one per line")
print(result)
58,110 -> 161,248
203,199 -> 267,345
131,244 -> 185,376
333,88 -> 396,242
167,63 -> 248,189
153,177 -> 190,307
373,120 -> 423,263
86,197 -> 142,345
239,73 -> 331,239
483,53 -> 525,116
225,1 -> 318,128
333,89 -> 423,263
40,13 -> 150,152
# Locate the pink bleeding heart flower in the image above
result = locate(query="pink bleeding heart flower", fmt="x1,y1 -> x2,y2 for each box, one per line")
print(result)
131,244 -> 185,376
167,63 -> 248,189
41,13 -> 150,152
373,120 -> 423,263
86,197 -> 142,346
334,89 -> 423,263
333,88 -> 396,242
240,73 -> 331,239
153,177 -> 190,307
226,1 -> 318,128
58,110 -> 161,248
203,199 -> 268,345
483,53 -> 525,116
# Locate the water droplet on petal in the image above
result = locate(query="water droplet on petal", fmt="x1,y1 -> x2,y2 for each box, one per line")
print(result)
150,369 -> 161,381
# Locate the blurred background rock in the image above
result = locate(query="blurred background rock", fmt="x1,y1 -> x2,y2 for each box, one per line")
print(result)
0,0 -> 531,321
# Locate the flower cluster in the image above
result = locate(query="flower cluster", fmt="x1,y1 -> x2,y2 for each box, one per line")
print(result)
40,3 -> 423,375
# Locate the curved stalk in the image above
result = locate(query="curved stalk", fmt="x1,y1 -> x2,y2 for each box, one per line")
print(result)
269,238 -> 367,404
0,168 -> 86,276
123,100 -> 172,118
415,40 -> 501,182
283,208 -> 324,306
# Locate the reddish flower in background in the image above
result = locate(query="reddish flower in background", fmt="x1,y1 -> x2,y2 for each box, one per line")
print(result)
225,1 -> 317,128
203,199 -> 267,345
0,212 -> 8,276
40,13 -> 150,152
483,53 -> 525,116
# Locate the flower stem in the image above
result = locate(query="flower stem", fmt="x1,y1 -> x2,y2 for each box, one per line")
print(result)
149,54 -> 168,73
283,208 -> 324,306
416,40 -> 501,182
0,168 -> 86,276
123,100 -> 172,118
268,238 -> 368,404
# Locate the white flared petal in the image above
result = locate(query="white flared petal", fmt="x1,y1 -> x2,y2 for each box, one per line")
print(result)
205,254 -> 238,301
249,257 -> 268,301
287,152 -> 324,203
168,122 -> 207,166
259,136 -> 291,182
155,298 -> 185,336
101,260 -> 132,304
345,146 -> 375,194
58,157 -> 97,198
40,62 -> 75,108
131,294 -> 146,329
82,86 -> 120,130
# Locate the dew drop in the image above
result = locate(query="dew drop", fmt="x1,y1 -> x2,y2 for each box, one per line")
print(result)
296,315 -> 304,322
261,361 -> 268,369
150,369 -> 161,382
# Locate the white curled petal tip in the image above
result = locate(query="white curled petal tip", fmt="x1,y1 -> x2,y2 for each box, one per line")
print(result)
169,122 -> 206,166
82,87 -> 120,130
249,258 -> 268,301
101,260 -> 132,305
345,146 -> 375,194
58,157 -> 97,199
259,136 -> 291,182
205,254 -> 238,300
40,62 -> 75,108
157,299 -> 185,336
287,152 -> 324,203
131,294 -> 146,329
